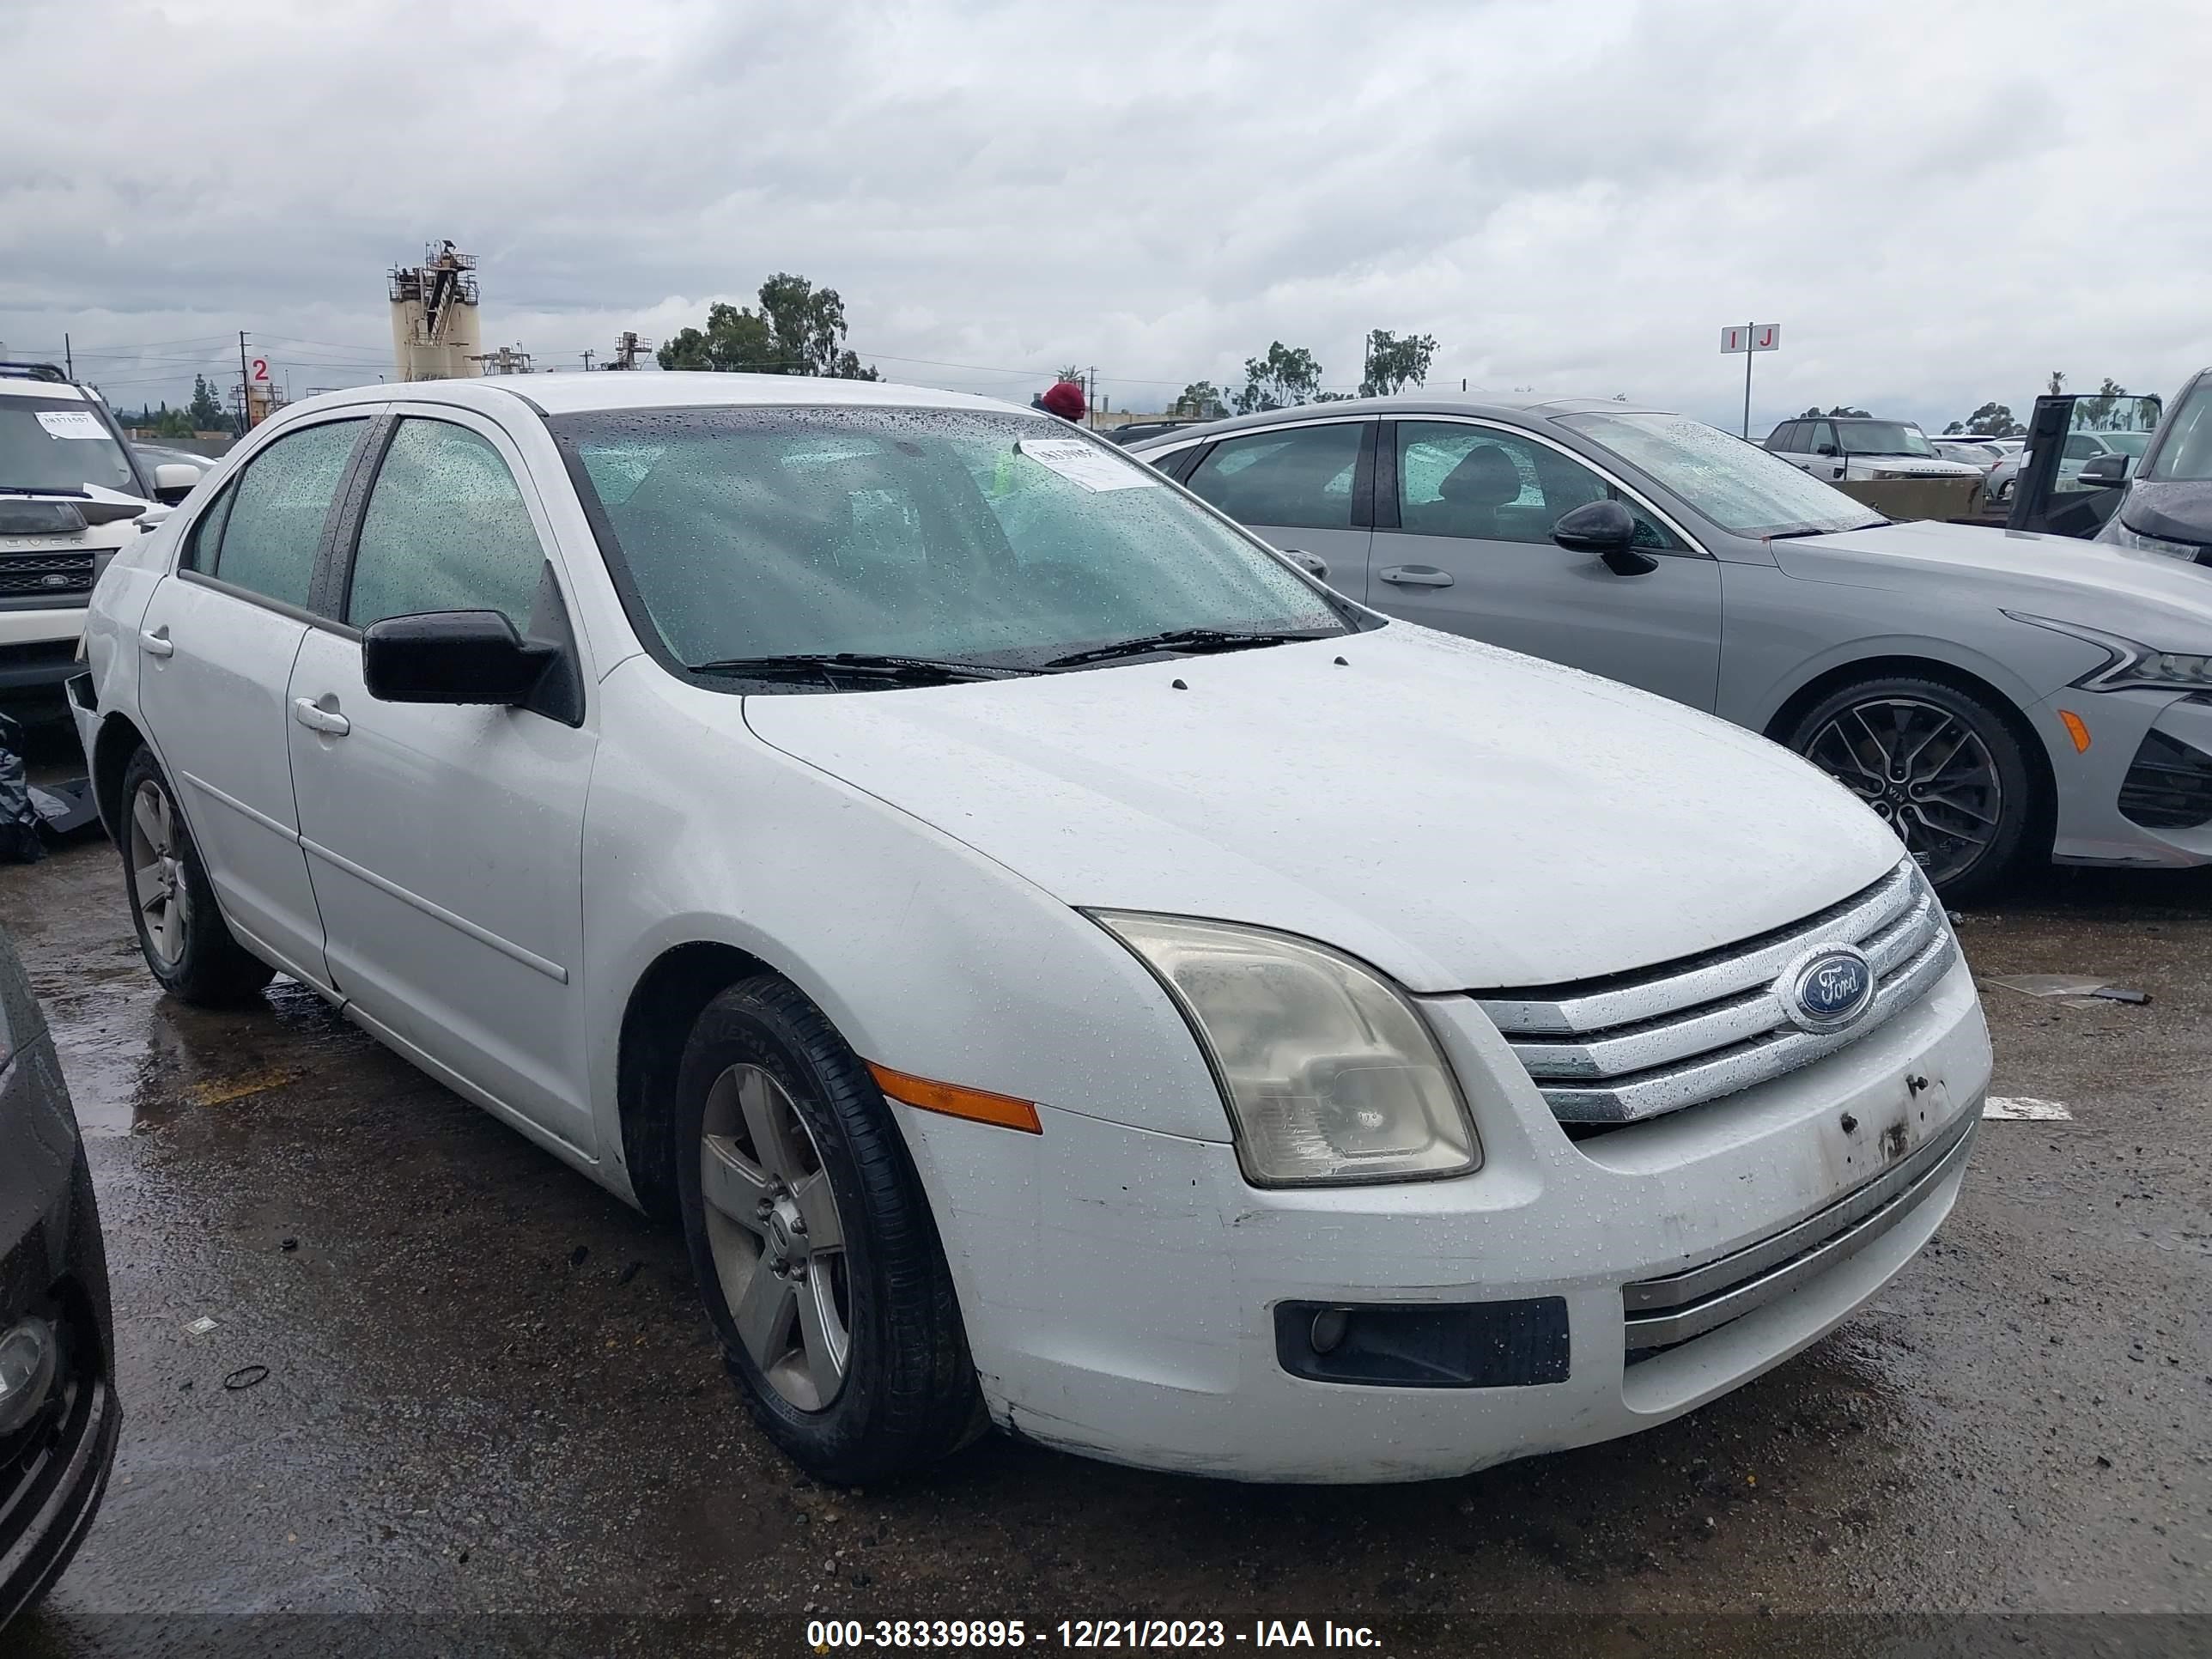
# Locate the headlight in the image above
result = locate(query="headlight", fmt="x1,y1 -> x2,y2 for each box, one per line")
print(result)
2006,612 -> 2212,693
1093,912 -> 1479,1186
2099,519 -> 2209,562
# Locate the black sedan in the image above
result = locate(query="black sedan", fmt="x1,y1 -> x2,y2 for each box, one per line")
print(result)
0,923 -> 118,1630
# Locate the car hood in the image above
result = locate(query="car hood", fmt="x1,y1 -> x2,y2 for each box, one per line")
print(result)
1771,518 -> 2212,630
2118,480 -> 2212,551
742,626 -> 1903,992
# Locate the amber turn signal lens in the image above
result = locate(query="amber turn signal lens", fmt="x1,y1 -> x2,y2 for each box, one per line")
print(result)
866,1062 -> 1042,1134
2057,709 -> 2091,753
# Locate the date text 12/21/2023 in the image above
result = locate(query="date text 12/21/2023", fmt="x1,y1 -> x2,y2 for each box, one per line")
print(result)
806,1619 -> 1385,1650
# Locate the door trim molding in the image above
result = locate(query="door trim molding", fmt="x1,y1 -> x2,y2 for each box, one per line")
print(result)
299,835 -> 570,984
180,769 -> 299,840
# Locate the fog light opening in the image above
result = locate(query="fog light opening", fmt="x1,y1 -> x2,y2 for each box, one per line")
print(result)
0,1316 -> 58,1437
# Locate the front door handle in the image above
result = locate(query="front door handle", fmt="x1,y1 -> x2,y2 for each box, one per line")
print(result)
139,627 -> 174,659
292,696 -> 350,737
1378,566 -> 1455,588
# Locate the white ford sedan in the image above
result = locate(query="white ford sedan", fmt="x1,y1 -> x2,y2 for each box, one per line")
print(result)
72,374 -> 1990,1483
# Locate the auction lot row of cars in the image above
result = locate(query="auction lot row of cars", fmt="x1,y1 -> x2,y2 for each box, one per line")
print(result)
3,360 -> 2211,1621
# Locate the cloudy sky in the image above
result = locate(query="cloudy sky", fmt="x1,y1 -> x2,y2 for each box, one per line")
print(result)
5,0 -> 2207,434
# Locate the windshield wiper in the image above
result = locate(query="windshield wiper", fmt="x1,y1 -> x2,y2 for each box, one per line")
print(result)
1765,520 -> 1892,540
686,652 -> 1030,686
1043,628 -> 1334,670
0,485 -> 90,497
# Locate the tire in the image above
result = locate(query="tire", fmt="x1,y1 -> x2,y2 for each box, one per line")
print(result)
1784,675 -> 2039,903
675,975 -> 983,1483
118,745 -> 275,1005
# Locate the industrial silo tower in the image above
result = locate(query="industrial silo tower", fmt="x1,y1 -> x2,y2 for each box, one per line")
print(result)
388,241 -> 484,380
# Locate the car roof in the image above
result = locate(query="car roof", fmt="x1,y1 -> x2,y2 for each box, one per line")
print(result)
0,373 -> 90,402
1118,392 -> 1675,451
273,370 -> 1036,422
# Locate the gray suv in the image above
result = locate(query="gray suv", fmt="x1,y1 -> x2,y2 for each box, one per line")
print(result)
1130,398 -> 2212,899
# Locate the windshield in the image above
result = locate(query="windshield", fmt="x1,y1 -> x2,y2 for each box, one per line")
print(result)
1838,422 -> 1936,458
551,405 -> 1352,675
2101,432 -> 2152,458
1556,411 -> 1886,538
0,395 -> 142,495
2144,378 -> 2212,482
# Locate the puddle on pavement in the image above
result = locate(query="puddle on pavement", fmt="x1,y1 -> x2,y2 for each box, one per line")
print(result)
40,967 -> 366,1137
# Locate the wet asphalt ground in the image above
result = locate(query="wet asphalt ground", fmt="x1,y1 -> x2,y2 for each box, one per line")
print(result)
2,813 -> 2207,1657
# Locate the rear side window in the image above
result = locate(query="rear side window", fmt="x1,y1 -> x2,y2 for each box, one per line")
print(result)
1182,422 -> 1364,531
195,419 -> 364,610
347,419 -> 545,630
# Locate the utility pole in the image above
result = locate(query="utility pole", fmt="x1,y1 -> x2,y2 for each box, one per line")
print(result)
238,331 -> 252,433
580,349 -> 594,372
1087,365 -> 1097,429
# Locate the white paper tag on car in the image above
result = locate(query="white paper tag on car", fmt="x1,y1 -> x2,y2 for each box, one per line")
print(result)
1017,437 -> 1158,492
36,410 -> 109,440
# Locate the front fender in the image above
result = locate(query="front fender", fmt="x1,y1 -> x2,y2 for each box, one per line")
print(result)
580,662 -> 1233,1166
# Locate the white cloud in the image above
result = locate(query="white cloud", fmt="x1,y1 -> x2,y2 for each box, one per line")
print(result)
3,0 -> 2206,432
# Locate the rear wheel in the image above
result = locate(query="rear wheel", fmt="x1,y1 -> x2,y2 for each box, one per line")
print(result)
118,746 -> 274,1005
1784,676 -> 2038,902
674,975 -> 983,1483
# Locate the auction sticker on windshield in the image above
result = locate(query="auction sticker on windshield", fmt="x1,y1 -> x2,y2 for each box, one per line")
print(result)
35,410 -> 109,440
1018,437 -> 1158,492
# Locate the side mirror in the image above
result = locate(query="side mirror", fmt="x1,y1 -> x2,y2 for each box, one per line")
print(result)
1815,443 -> 1841,458
362,610 -> 556,705
1552,500 -> 1658,575
150,463 -> 201,504
2077,452 -> 2130,488
1281,548 -> 1329,580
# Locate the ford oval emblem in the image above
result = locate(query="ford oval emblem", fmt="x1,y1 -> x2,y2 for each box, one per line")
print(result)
1777,945 -> 1877,1034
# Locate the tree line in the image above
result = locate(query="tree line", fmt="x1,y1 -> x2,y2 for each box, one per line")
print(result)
124,374 -> 235,436
657,280 -> 1444,416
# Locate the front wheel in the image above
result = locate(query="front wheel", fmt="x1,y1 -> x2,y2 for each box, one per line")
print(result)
1784,676 -> 2039,902
674,975 -> 983,1483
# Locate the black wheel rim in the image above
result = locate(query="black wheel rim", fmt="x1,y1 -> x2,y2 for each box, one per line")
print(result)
1806,696 -> 2002,888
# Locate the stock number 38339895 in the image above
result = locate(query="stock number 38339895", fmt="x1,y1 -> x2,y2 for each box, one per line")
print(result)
805,1620 -> 1234,1649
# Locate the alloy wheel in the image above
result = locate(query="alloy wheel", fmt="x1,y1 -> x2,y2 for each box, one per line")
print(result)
699,1063 -> 852,1412
1805,696 -> 2003,888
128,779 -> 191,967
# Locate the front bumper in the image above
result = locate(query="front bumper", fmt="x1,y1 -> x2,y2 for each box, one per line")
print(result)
897,953 -> 1990,1481
2042,690 -> 2212,868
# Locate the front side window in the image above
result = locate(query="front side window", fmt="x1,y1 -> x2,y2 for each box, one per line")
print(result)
1182,422 -> 1364,531
0,395 -> 142,496
1394,422 -> 1677,550
551,406 -> 1349,675
200,419 -> 365,610
349,419 -> 545,630
1804,421 -> 1837,453
1559,411 -> 1887,539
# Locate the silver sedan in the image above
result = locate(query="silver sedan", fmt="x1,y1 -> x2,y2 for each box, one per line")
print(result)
1131,398 -> 2212,899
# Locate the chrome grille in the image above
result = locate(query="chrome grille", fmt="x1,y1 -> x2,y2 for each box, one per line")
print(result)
1474,860 -> 1955,1125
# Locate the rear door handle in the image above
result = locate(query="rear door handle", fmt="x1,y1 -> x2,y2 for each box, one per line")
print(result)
292,696 -> 350,737
1378,566 -> 1454,588
139,628 -> 174,658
